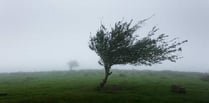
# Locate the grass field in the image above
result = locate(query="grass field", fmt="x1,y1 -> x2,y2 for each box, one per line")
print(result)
0,69 -> 208,103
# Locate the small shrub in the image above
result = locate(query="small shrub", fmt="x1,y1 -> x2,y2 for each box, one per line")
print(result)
171,84 -> 186,94
0,93 -> 8,96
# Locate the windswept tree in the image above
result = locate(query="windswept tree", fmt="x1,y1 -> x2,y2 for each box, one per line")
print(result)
68,60 -> 79,70
89,19 -> 187,89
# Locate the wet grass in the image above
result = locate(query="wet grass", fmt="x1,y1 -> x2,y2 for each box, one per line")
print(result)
0,70 -> 208,103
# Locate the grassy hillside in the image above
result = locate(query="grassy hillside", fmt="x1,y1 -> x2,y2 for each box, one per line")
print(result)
0,70 -> 208,103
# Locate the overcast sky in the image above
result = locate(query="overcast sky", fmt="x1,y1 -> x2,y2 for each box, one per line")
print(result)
0,0 -> 209,73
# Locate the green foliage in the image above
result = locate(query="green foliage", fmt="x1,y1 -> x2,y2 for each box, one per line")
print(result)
89,19 -> 187,88
89,19 -> 187,67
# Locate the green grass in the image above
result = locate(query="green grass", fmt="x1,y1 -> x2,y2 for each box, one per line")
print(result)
0,70 -> 208,103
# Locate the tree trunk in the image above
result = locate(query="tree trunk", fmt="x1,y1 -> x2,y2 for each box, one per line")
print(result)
97,65 -> 112,90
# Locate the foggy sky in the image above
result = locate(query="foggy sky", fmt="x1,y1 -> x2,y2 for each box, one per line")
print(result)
0,0 -> 209,73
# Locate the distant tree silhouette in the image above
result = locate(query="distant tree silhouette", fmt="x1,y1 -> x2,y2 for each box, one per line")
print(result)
68,60 -> 79,70
89,19 -> 187,90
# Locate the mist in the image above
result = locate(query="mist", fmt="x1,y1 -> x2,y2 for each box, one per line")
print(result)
0,0 -> 209,73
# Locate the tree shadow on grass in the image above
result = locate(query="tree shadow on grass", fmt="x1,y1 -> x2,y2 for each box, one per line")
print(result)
98,84 -> 138,93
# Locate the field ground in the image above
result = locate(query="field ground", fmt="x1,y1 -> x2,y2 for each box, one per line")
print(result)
0,69 -> 209,103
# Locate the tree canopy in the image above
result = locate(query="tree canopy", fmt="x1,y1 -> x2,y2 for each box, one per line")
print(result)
89,19 -> 187,89
68,60 -> 79,70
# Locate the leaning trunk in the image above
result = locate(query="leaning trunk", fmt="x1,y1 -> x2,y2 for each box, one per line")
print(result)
98,72 -> 109,88
97,65 -> 112,90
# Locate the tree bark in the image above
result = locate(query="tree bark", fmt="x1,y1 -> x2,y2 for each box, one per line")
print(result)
97,65 -> 112,90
